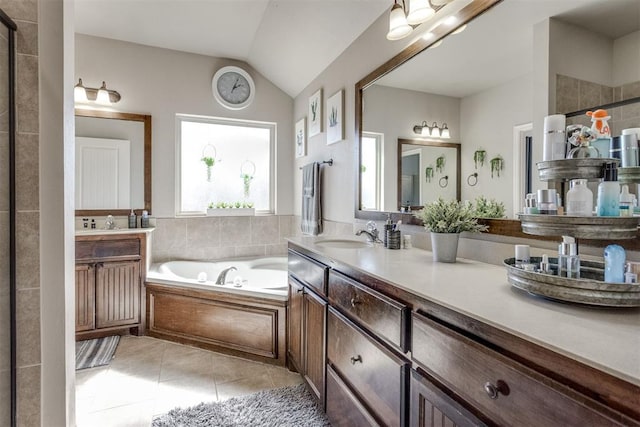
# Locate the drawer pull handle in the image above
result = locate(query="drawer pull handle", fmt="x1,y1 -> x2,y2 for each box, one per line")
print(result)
484,380 -> 509,399
350,298 -> 361,308
350,355 -> 362,365
296,288 -> 304,294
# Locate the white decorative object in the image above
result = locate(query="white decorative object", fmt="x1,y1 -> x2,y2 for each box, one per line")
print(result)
430,232 -> 460,263
207,208 -> 255,217
212,66 -> 255,110
326,89 -> 344,145
308,89 -> 322,137
295,118 -> 306,158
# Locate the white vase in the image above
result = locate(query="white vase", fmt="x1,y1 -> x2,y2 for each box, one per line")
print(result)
430,232 -> 460,263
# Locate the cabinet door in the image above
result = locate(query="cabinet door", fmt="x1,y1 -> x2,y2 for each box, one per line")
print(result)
303,288 -> 327,405
75,264 -> 95,332
411,369 -> 486,427
287,278 -> 304,372
95,260 -> 140,329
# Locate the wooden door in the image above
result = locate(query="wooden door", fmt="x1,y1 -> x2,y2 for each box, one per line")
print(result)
95,260 -> 140,328
75,264 -> 95,332
287,278 -> 304,372
303,288 -> 327,406
410,369 -> 486,427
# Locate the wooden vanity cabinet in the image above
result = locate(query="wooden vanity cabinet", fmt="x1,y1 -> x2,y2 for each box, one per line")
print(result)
287,250 -> 328,405
75,233 -> 148,339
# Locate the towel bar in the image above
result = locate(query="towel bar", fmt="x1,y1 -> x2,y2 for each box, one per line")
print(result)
299,159 -> 333,169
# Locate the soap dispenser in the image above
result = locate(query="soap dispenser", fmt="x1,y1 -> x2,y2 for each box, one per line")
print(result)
558,236 -> 578,277
619,185 -> 634,217
140,210 -> 150,228
128,209 -> 137,228
566,179 -> 593,216
597,163 -> 620,216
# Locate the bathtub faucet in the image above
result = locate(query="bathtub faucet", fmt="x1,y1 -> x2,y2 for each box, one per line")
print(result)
215,266 -> 237,285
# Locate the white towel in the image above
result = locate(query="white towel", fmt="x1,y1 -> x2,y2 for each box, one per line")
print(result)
301,162 -> 322,235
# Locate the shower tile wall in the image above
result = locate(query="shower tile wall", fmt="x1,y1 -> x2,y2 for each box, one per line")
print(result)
152,215 -> 354,262
557,74 -> 640,134
0,0 -> 41,425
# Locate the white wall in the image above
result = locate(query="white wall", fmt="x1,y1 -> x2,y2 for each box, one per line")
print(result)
460,73 -> 533,217
613,30 -> 640,87
75,34 -> 294,217
363,85 -> 460,211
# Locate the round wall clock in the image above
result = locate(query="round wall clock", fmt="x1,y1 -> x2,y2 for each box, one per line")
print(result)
211,66 -> 255,110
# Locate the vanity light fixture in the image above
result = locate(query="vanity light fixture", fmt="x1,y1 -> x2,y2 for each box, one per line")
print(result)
413,121 -> 451,139
387,0 -> 471,41
74,78 -> 121,105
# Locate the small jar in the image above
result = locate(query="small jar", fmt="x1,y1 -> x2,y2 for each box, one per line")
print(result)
537,189 -> 557,215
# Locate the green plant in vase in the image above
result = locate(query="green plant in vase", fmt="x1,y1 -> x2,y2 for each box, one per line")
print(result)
241,173 -> 253,198
472,196 -> 505,218
490,155 -> 504,178
473,149 -> 486,169
201,156 -> 215,182
425,166 -> 434,183
436,155 -> 446,173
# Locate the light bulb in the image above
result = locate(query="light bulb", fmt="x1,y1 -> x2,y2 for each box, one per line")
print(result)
406,0 -> 435,25
386,2 -> 413,41
96,81 -> 111,105
440,124 -> 450,139
74,79 -> 88,103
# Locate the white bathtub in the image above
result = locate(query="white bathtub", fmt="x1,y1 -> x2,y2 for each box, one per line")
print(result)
146,256 -> 288,300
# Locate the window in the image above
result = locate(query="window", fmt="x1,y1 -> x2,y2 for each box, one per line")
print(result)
360,132 -> 383,211
176,114 -> 275,215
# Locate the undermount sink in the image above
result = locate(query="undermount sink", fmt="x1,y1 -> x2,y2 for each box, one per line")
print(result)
314,238 -> 372,249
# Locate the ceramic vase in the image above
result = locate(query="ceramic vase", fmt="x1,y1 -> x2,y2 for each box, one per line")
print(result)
430,232 -> 460,263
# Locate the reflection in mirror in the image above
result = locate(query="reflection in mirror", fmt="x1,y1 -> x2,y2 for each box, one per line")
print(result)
397,139 -> 460,210
356,0 -> 640,225
75,109 -> 152,216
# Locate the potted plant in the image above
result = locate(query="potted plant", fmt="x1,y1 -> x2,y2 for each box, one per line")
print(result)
472,196 -> 506,218
490,155 -> 504,178
414,198 -> 487,263
473,149 -> 486,169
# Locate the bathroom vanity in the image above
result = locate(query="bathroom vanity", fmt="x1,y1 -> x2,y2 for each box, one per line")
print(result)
75,229 -> 153,340
287,237 -> 640,427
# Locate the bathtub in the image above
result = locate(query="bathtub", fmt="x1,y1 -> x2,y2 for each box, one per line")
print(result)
146,256 -> 289,300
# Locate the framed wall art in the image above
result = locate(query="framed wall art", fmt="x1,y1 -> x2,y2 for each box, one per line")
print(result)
308,89 -> 322,137
326,89 -> 344,145
295,117 -> 306,158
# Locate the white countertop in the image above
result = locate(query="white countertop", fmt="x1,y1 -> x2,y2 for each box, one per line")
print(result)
75,227 -> 155,236
288,236 -> 640,387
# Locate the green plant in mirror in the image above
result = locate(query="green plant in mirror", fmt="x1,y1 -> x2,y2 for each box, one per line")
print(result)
425,166 -> 434,182
436,155 -> 445,174
472,196 -> 505,218
490,155 -> 504,178
473,149 -> 486,169
414,198 -> 488,234
241,173 -> 253,198
201,156 -> 216,182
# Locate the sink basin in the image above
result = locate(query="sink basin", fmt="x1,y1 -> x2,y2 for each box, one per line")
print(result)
314,238 -> 372,249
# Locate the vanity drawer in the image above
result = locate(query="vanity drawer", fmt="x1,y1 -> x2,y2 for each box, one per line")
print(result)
288,250 -> 327,296
326,364 -> 380,427
328,308 -> 408,427
328,270 -> 408,352
412,312 -> 623,427
76,238 -> 141,261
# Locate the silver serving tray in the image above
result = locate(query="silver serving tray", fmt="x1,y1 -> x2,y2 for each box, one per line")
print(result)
518,214 -> 639,240
504,257 -> 640,307
618,166 -> 640,184
537,158 -> 618,181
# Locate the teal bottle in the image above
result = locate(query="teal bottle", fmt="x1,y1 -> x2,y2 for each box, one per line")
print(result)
604,244 -> 625,283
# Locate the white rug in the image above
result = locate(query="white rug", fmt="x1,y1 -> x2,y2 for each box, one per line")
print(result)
152,384 -> 331,427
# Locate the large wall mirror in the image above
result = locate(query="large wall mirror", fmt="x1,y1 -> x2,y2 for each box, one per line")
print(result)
75,109 -> 152,216
356,0 -> 640,227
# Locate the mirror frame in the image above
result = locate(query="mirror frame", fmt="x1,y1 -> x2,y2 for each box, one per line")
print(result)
355,0 -> 502,225
397,138 -> 461,210
75,108 -> 152,217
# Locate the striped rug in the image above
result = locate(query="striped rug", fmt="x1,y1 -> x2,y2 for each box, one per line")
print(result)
75,336 -> 120,370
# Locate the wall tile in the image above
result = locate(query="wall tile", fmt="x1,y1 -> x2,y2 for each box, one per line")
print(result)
578,80 -> 601,110
15,20 -> 37,56
15,211 -> 39,290
0,0 -> 37,22
182,246 -> 233,262
250,216 -> 279,245
16,288 -> 40,367
218,217 -> 251,247
622,81 -> 640,100
621,102 -> 640,121
0,368 -> 8,424
613,86 -> 622,102
15,132 -> 38,211
555,74 -> 579,114
17,364 -> 40,427
16,54 -> 38,134
0,293 -> 8,371
234,245 -> 266,258
186,217 -> 220,249
265,244 -> 287,256
152,218 -> 186,254
0,136 -> 7,210
600,86 -> 613,105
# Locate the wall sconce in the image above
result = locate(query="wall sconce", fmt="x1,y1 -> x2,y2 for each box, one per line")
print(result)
413,121 -> 451,139
386,0 -> 468,41
74,79 -> 121,105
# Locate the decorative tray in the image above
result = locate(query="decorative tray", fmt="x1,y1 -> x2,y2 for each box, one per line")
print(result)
504,257 -> 640,307
618,166 -> 640,184
537,158 -> 619,181
518,214 -> 638,239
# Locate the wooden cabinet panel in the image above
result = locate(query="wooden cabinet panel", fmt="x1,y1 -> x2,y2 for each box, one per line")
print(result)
288,250 -> 327,296
76,238 -> 140,261
412,312 -> 622,427
96,261 -> 141,329
287,278 -> 304,372
328,307 -> 408,427
411,369 -> 486,427
326,364 -> 380,427
75,264 -> 95,332
328,269 -> 408,352
303,288 -> 327,404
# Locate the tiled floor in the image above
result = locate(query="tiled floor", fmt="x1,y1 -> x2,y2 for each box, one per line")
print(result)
76,335 -> 303,427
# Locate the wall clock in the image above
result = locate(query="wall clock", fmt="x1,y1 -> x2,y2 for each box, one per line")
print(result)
212,66 -> 255,110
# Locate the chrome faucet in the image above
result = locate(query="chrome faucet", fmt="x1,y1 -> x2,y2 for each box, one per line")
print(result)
105,215 -> 116,230
356,221 -> 382,243
215,266 -> 237,285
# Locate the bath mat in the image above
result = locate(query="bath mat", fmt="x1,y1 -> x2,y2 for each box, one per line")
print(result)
75,335 -> 120,370
152,383 -> 331,427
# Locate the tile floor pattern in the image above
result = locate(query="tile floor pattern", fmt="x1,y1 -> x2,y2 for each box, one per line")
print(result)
76,336 -> 303,427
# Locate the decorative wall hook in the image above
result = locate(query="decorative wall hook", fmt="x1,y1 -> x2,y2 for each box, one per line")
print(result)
467,172 -> 478,186
439,175 -> 449,188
